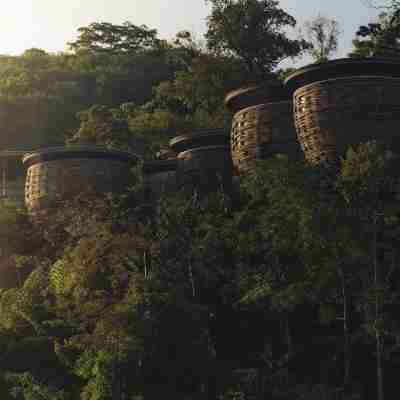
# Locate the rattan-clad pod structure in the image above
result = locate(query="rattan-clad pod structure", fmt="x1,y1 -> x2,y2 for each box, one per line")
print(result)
225,81 -> 289,114
285,58 -> 400,165
230,101 -> 301,173
142,159 -> 178,203
169,129 -> 233,195
0,150 -> 27,202
226,81 -> 300,174
23,146 -> 139,216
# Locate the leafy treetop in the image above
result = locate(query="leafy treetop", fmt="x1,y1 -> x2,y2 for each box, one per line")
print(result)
350,8 -> 400,57
205,0 -> 311,79
304,15 -> 341,63
68,21 -> 161,55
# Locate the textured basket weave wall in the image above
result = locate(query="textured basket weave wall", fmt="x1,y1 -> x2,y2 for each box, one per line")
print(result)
231,101 -> 300,173
293,76 -> 400,165
0,154 -> 26,202
142,159 -> 178,202
23,147 -> 138,215
177,145 -> 233,194
170,129 -> 233,195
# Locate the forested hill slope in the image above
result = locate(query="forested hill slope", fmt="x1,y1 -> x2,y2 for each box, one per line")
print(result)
0,143 -> 400,399
1,1 -> 400,397
0,23 -> 252,155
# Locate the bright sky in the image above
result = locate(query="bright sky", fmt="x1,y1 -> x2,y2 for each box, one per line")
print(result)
0,0 -> 383,62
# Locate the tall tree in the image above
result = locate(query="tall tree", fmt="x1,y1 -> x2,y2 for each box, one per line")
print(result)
350,8 -> 400,57
68,21 -> 160,55
67,22 -> 175,107
205,0 -> 310,78
304,15 -> 341,62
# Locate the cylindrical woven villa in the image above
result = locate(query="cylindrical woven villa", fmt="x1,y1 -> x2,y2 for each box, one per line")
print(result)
142,159 -> 178,203
23,146 -> 139,216
285,58 -> 400,165
230,101 -> 300,173
169,129 -> 233,195
226,80 -> 300,174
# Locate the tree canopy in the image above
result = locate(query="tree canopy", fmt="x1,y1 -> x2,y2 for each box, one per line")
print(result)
1,6 -> 400,400
304,15 -> 341,63
68,21 -> 161,55
1,143 -> 400,399
350,8 -> 400,57
205,0 -> 310,78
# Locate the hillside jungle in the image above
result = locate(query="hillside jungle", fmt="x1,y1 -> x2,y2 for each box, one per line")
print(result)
1,0 -> 400,399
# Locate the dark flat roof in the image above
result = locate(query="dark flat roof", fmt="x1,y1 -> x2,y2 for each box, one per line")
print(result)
22,146 -> 140,168
169,129 -> 229,154
285,57 -> 400,92
142,159 -> 178,174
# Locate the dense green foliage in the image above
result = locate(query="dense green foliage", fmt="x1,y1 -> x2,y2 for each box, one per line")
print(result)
2,3 -> 400,399
205,0 -> 310,78
0,2 -> 309,154
0,49 -> 95,148
0,26 -> 252,156
1,143 -> 400,399
350,8 -> 400,57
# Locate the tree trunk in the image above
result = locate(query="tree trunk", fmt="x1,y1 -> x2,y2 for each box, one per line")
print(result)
373,213 -> 384,400
376,331 -> 384,400
188,260 -> 196,298
338,264 -> 351,395
285,313 -> 293,360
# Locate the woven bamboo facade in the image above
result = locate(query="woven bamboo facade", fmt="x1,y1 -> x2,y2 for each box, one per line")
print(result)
231,101 -> 300,173
177,145 -> 233,194
142,159 -> 178,203
170,129 -> 233,194
23,147 -> 138,215
0,151 -> 27,202
293,77 -> 400,165
226,81 -> 300,174
286,58 -> 400,165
